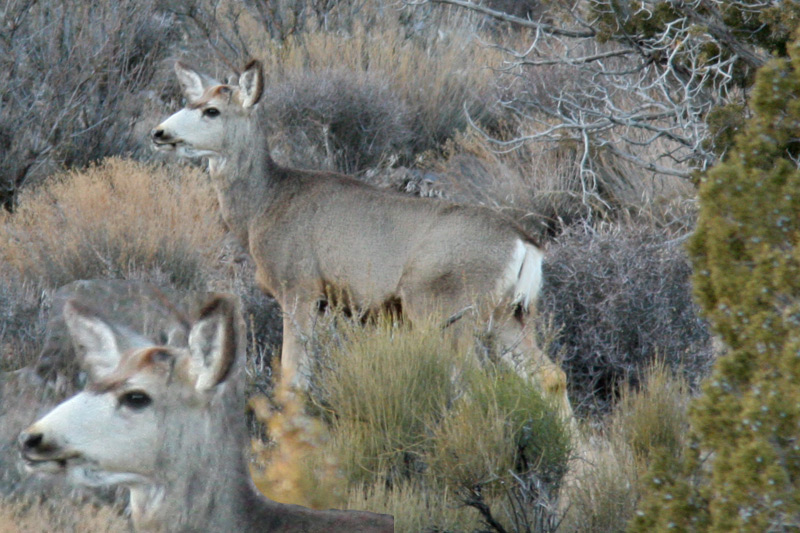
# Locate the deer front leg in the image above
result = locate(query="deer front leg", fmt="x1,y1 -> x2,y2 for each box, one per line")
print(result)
494,313 -> 574,424
279,296 -> 317,391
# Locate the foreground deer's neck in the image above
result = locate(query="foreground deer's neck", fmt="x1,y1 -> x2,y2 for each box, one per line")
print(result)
129,469 -> 260,532
128,387 -> 258,532
128,439 -> 389,533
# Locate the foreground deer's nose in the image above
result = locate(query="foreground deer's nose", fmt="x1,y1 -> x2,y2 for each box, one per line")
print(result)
152,128 -> 166,140
19,430 -> 43,452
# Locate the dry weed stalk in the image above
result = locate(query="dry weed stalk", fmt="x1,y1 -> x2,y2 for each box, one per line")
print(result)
249,373 -> 344,510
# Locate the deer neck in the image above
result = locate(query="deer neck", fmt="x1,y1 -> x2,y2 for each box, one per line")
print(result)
129,388 -> 262,532
208,120 -> 280,249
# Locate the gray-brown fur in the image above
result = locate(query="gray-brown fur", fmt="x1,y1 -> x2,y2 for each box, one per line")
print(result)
129,295 -> 393,532
19,294 -> 394,532
153,60 -> 571,416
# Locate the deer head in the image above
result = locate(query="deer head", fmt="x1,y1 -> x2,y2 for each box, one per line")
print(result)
152,61 -> 264,162
18,295 -> 242,489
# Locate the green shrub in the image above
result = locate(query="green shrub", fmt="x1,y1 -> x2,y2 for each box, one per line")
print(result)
429,366 -> 571,490
317,317 -> 464,484
314,313 -> 572,531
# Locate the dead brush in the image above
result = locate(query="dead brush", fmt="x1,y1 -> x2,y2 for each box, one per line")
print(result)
540,224 -> 712,418
0,158 -> 223,290
0,276 -> 43,371
258,23 -> 505,164
248,375 -> 346,511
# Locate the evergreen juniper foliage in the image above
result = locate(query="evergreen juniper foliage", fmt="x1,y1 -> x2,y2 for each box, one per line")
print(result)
631,34 -> 800,531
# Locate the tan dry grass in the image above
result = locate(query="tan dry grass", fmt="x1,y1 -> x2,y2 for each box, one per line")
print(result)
0,500 -> 127,533
347,480 -> 480,532
609,359 -> 690,462
561,433 -> 641,533
0,158 -> 223,290
259,24 -> 504,152
561,361 -> 691,532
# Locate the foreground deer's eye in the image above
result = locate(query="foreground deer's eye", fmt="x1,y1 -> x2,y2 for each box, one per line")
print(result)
119,391 -> 152,410
203,107 -> 220,118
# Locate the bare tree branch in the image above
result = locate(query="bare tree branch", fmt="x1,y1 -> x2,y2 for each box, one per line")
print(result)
410,0 -> 596,38
409,0 -> 771,200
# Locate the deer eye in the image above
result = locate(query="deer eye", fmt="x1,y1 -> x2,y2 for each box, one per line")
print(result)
119,391 -> 152,410
203,107 -> 220,118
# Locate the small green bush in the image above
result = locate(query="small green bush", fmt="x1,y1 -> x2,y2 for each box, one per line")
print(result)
317,317 -> 464,483
429,366 -> 571,490
314,313 -> 572,530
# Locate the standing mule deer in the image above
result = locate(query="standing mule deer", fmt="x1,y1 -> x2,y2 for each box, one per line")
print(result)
18,294 -> 394,532
151,60 -> 571,418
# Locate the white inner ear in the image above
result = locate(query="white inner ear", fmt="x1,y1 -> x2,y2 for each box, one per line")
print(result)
175,64 -> 209,103
239,68 -> 262,109
63,303 -> 121,382
188,317 -> 225,392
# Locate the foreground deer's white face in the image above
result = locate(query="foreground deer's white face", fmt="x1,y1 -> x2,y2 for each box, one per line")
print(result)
18,297 -> 236,488
152,61 -> 264,162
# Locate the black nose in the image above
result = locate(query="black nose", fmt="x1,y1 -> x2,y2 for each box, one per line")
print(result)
152,128 -> 166,140
19,430 -> 43,451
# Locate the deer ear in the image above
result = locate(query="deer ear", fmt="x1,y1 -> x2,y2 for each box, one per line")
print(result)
239,60 -> 264,109
175,62 -> 218,104
187,295 -> 240,392
63,301 -> 122,382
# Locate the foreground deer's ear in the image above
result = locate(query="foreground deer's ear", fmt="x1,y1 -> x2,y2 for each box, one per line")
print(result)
239,60 -> 264,109
63,301 -> 122,382
187,295 -> 239,392
175,62 -> 218,104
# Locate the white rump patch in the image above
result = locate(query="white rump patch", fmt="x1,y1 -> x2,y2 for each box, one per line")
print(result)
497,239 -> 543,310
